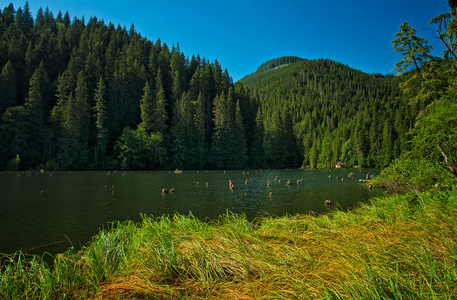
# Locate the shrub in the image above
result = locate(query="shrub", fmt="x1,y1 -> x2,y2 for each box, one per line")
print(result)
371,156 -> 452,192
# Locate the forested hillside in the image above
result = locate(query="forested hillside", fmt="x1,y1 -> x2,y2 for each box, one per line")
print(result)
0,2 -> 266,170
240,57 -> 419,169
0,3 -> 434,171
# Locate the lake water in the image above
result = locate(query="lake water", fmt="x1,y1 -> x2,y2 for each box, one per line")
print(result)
0,169 -> 382,256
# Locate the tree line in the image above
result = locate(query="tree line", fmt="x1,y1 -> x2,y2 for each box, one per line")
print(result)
3,1 -> 452,172
240,57 -> 417,169
0,2 -> 266,170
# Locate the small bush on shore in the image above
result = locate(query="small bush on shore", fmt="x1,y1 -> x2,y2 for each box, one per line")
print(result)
371,157 -> 454,192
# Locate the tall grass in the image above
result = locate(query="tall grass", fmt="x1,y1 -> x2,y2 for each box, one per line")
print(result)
1,191 -> 457,299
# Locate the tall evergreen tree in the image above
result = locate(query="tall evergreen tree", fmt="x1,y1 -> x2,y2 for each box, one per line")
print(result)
381,118 -> 393,167
281,101 -> 299,167
139,80 -> 155,132
232,100 -> 247,169
35,7 -> 44,28
57,71 -> 90,169
93,76 -> 108,167
170,49 -> 187,111
0,60 -> 17,114
170,92 -> 194,169
152,69 -> 168,136
392,21 -> 433,80
193,92 -> 207,169
21,1 -> 34,35
211,92 -> 234,169
250,107 -> 265,168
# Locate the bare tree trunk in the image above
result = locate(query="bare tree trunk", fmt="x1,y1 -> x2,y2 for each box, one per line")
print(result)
437,29 -> 457,59
438,144 -> 457,176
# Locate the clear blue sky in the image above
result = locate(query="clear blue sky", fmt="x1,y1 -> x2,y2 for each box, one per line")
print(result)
6,0 -> 450,81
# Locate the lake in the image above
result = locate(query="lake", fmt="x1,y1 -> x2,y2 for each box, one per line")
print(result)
0,169 -> 382,256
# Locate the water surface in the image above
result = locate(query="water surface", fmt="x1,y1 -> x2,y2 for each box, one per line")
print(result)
0,169 -> 381,255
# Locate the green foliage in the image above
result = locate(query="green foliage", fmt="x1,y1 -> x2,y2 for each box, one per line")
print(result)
0,3 -> 258,170
388,1 -> 457,189
3,192 -> 457,298
0,60 -> 17,115
408,77 -> 457,177
139,80 -> 154,132
392,21 -> 433,79
3,1 -> 453,173
93,76 -> 108,167
244,56 -> 304,77
240,58 -> 405,169
7,154 -> 21,170
115,127 -> 163,170
371,157 -> 452,192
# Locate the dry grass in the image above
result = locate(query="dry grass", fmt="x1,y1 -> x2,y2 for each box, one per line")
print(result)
2,191 -> 457,299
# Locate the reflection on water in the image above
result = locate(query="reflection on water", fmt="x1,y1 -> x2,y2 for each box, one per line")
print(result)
0,169 -> 382,255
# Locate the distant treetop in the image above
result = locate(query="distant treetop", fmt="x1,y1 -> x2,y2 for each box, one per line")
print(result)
254,56 -> 305,73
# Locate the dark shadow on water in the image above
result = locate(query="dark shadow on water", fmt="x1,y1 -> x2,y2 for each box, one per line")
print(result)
0,169 -> 383,256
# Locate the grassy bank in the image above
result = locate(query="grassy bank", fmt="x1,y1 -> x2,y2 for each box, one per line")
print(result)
1,190 -> 457,299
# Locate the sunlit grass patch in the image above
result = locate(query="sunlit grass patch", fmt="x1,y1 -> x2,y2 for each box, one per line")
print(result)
1,191 -> 457,299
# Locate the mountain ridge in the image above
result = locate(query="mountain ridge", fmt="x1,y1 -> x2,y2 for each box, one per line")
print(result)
238,56 -> 409,169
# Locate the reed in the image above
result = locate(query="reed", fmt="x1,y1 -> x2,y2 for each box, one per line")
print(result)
1,190 -> 457,299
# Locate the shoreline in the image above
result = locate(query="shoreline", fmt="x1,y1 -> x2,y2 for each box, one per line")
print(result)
1,190 -> 456,299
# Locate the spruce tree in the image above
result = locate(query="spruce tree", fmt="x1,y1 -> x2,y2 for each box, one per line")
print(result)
170,92 -> 194,169
232,100 -> 247,168
0,61 -> 17,114
281,101 -> 299,167
253,107 -> 265,162
392,21 -> 433,80
212,92 -> 233,169
139,80 -> 155,132
24,66 -> 46,165
93,76 -> 107,167
153,69 -> 168,136
193,92 -> 207,169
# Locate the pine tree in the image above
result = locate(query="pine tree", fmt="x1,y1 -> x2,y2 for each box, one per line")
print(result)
21,1 -> 34,35
15,7 -> 24,33
265,108 -> 284,167
73,71 -> 90,148
201,64 -> 216,143
32,61 -> 51,114
170,92 -> 193,169
35,7 -> 44,28
232,100 -> 247,168
250,107 -> 265,168
93,76 -> 108,167
170,49 -> 187,110
319,130 -> 332,168
153,69 -> 169,136
193,92 -> 207,169
0,61 -> 17,115
392,21 -> 433,80
212,92 -> 233,169
281,101 -> 299,167
381,118 -> 393,167
57,72 -> 90,169
2,4 -> 16,29
23,66 -> 46,165
139,80 -> 155,132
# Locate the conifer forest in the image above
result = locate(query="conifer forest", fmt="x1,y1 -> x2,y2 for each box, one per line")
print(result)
0,2 -> 453,172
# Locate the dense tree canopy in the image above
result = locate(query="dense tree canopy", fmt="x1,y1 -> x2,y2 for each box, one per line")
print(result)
2,1 -> 453,172
0,2 -> 264,170
240,58 -> 410,169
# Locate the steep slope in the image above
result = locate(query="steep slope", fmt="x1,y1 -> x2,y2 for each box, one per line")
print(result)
240,57 -> 415,168
239,56 -> 305,85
